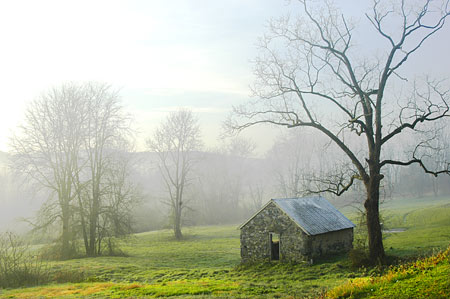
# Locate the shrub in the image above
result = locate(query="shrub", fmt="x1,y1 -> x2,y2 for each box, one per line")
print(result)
38,241 -> 81,261
0,232 -> 50,288
101,237 -> 128,257
348,248 -> 370,268
52,269 -> 86,283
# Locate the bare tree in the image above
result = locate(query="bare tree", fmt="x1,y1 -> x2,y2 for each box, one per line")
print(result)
147,109 -> 202,239
227,0 -> 450,263
248,181 -> 265,211
419,120 -> 450,196
76,83 -> 133,256
97,153 -> 141,255
266,129 -> 332,198
11,82 -> 136,258
10,85 -> 87,259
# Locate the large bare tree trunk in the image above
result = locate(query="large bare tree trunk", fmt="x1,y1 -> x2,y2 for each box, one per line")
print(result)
79,203 -> 89,255
87,184 -> 100,256
61,201 -> 71,259
174,207 -> 182,240
174,185 -> 184,239
88,199 -> 99,256
364,174 -> 385,263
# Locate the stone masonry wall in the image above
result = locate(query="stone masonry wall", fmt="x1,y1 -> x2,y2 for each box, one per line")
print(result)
240,202 -> 354,263
309,228 -> 353,258
240,202 -> 309,263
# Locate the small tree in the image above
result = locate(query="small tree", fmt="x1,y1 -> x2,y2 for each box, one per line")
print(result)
147,109 -> 202,239
228,0 -> 450,263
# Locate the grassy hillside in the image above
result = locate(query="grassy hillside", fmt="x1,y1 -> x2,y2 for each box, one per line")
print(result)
326,245 -> 450,298
0,226 -> 351,298
0,197 -> 449,298
382,196 -> 450,256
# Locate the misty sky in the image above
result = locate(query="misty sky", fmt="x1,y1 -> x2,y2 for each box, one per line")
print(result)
0,0 -> 449,153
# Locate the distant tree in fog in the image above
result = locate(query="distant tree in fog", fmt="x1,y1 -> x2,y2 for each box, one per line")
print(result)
248,181 -> 265,211
227,0 -> 450,263
147,109 -> 202,240
196,137 -> 257,224
266,129 -> 331,198
421,121 -> 450,196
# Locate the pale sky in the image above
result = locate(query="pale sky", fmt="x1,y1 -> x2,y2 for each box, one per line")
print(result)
0,0 -> 449,153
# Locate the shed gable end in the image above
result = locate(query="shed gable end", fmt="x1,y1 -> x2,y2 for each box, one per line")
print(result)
240,202 -> 308,262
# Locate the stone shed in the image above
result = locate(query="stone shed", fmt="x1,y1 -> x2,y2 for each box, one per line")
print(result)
239,196 -> 355,263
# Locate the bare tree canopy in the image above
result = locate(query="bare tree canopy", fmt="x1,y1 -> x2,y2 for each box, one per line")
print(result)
10,84 -> 88,258
147,109 -> 202,239
227,0 -> 450,263
10,82 -> 137,258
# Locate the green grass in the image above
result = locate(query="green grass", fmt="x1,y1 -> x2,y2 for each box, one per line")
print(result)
0,196 -> 449,298
326,244 -> 450,298
326,196 -> 450,298
46,226 -> 241,283
382,198 -> 450,256
0,225 -> 353,298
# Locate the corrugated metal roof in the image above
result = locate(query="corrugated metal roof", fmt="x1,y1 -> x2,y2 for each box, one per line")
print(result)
272,196 -> 355,235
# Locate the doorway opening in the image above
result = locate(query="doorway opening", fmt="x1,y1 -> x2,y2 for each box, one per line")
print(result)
270,233 -> 280,260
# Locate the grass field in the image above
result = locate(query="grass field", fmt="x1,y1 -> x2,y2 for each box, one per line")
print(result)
381,196 -> 450,256
327,245 -> 450,298
0,196 -> 449,298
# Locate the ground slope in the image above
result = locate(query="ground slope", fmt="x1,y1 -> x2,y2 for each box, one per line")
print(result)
0,197 -> 449,298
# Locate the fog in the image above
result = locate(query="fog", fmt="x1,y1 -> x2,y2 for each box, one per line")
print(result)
0,152 -> 43,232
2,124 -> 449,235
0,0 -> 449,262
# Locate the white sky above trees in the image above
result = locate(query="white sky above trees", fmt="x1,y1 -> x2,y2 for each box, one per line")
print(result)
0,0 -> 449,153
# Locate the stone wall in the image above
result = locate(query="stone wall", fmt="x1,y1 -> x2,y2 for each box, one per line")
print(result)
240,202 -> 354,263
309,228 -> 353,258
240,202 -> 309,263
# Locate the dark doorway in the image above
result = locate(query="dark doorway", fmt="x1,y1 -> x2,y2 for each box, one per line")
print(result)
270,233 -> 280,260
